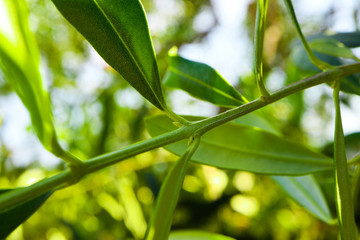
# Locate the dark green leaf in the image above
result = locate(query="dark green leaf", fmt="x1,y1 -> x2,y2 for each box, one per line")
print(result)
145,138 -> 199,240
291,45 -> 360,95
169,230 -> 236,240
323,132 -> 360,160
145,115 -> 333,175
271,175 -> 335,224
0,189 -> 53,239
0,0 -> 81,165
163,55 -> 246,107
306,32 -> 360,48
51,0 -> 165,109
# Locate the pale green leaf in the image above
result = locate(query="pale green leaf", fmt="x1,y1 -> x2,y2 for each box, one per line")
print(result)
0,0 -> 80,165
232,112 -> 279,135
145,115 -> 333,175
271,175 -> 335,224
169,230 -> 236,240
163,55 -> 246,107
51,0 -> 165,109
309,38 -> 359,60
333,81 -> 357,238
254,0 -> 270,97
146,138 -> 200,240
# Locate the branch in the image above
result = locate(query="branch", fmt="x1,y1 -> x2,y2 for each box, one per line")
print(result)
0,62 -> 359,211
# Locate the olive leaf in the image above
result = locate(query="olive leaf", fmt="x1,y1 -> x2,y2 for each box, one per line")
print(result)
146,115 -> 333,175
163,55 -> 246,107
145,137 -> 200,240
271,175 -> 335,224
51,0 -> 166,110
0,189 -> 53,239
0,0 -> 81,165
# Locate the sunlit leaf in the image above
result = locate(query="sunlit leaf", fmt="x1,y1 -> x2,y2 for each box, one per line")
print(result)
0,189 -> 53,239
51,0 -> 165,109
145,115 -> 333,175
118,177 -> 147,239
145,138 -> 199,240
309,38 -> 358,60
163,55 -> 246,107
332,81 -> 357,238
169,230 -> 236,240
271,175 -> 335,224
0,0 -> 81,165
254,0 -> 270,98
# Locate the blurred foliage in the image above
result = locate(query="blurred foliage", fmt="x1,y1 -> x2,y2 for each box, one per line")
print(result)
0,0 -> 360,239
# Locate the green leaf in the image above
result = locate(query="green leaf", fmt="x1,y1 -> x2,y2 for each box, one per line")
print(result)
163,55 -> 246,107
145,137 -> 200,240
0,189 -> 53,239
169,230 -> 236,240
332,80 -> 357,239
0,0 -> 81,166
254,0 -> 270,98
309,38 -> 359,60
145,115 -> 333,175
283,0 -> 332,70
291,45 -> 360,95
51,0 -> 165,110
323,132 -> 360,160
271,175 -> 335,224
307,32 -> 360,48
230,109 -> 334,223
233,112 -> 279,135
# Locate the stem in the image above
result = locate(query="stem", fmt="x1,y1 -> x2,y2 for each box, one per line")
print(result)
333,79 -> 358,239
0,62 -> 359,212
283,0 -> 333,70
254,0 -> 270,99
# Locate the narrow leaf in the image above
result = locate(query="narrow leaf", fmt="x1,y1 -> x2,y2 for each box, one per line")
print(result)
254,0 -> 270,98
163,55 -> 246,107
271,175 -> 335,224
0,0 -> 81,166
51,0 -> 165,109
169,230 -> 236,240
333,80 -> 357,239
0,189 -> 53,239
145,137 -> 200,240
309,38 -> 359,60
146,115 -> 333,175
283,0 -> 332,70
